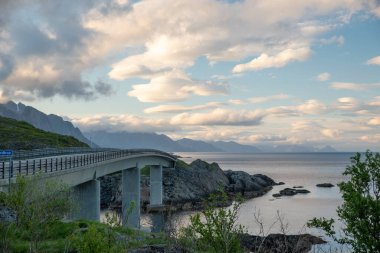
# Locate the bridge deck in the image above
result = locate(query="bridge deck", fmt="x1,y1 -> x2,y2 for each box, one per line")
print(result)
0,149 -> 177,181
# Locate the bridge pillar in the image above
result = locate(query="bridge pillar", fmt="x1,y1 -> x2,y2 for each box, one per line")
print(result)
150,165 -> 163,206
72,179 -> 100,221
122,164 -> 141,228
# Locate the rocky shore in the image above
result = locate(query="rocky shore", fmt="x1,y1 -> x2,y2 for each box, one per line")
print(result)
100,159 -> 276,211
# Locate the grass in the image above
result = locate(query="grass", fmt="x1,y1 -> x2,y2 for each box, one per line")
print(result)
0,116 -> 88,150
2,219 -> 169,253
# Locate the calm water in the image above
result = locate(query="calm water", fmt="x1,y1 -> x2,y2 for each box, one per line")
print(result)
163,152 -> 354,251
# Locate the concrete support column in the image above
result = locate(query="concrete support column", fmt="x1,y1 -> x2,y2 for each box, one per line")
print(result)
72,179 -> 100,221
150,165 -> 163,206
122,164 -> 141,228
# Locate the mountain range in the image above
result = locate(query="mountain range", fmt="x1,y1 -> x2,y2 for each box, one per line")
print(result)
0,101 -> 337,152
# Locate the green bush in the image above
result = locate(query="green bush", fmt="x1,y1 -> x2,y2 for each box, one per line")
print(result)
181,191 -> 244,253
308,151 -> 380,253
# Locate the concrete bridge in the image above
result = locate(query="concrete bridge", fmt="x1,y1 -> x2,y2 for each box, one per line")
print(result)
0,148 -> 177,228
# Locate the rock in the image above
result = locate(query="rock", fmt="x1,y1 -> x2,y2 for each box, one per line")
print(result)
272,188 -> 311,197
293,186 -> 303,188
316,183 -> 334,188
277,182 -> 285,185
295,189 -> 310,194
99,159 -> 276,211
239,233 -> 326,253
0,205 -> 16,222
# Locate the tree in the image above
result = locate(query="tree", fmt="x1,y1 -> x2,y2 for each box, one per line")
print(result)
182,191 -> 244,253
308,151 -> 380,253
1,174 -> 73,252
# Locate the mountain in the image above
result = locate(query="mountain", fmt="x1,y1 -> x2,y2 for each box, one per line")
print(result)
84,130 -> 184,151
176,138 -> 222,152
316,145 -> 337,152
0,115 -> 88,150
85,130 -> 262,152
210,141 -> 261,153
0,101 -> 95,147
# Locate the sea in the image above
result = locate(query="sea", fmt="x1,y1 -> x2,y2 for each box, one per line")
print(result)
145,152 -> 355,252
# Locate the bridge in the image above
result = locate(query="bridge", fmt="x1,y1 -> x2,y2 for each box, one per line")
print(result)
0,148 -> 177,228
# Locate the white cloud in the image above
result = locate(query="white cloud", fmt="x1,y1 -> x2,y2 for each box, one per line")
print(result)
368,117 -> 380,126
321,128 -> 341,138
330,82 -> 380,90
128,70 -> 228,102
144,102 -> 224,114
336,97 -> 359,110
317,72 -> 331,81
71,114 -> 176,133
229,99 -> 245,105
249,94 -> 289,104
297,99 -> 327,114
320,35 -> 345,45
170,108 -> 264,126
360,135 -> 380,143
366,55 -> 380,65
232,47 -> 311,73
247,134 -> 287,143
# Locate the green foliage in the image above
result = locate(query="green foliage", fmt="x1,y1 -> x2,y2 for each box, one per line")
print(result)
1,174 -> 73,252
141,165 -> 150,176
0,115 -> 88,150
175,159 -> 192,170
181,191 -> 244,253
69,224 -> 120,253
308,151 -> 380,253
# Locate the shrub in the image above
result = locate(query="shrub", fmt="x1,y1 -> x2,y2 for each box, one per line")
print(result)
308,151 -> 380,253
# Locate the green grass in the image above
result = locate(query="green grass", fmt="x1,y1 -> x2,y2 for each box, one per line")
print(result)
0,116 -> 88,150
3,220 -> 169,253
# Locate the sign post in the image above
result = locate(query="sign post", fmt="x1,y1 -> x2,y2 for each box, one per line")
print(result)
0,150 -> 13,190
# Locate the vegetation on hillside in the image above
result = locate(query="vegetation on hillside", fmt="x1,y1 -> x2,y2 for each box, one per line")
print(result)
0,116 -> 88,150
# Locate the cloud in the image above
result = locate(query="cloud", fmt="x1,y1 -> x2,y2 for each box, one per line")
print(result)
247,134 -> 287,142
320,35 -> 345,45
368,117 -> 380,126
321,128 -> 341,138
170,108 -> 264,126
336,97 -> 359,110
144,102 -> 224,114
297,99 -> 327,114
71,114 -> 176,133
366,55 -> 380,65
128,70 -> 228,102
330,82 -> 380,90
360,135 -> 380,143
317,72 -> 331,81
249,94 -> 289,104
232,47 -> 311,73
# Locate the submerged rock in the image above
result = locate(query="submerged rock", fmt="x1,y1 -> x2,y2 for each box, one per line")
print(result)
272,188 -> 311,197
316,183 -> 334,188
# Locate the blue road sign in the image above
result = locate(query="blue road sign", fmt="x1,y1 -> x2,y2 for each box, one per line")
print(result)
0,150 -> 13,156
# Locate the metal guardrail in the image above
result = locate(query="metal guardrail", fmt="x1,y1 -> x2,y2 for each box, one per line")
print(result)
0,149 -> 176,180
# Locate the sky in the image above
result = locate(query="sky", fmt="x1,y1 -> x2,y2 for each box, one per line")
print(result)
0,0 -> 379,151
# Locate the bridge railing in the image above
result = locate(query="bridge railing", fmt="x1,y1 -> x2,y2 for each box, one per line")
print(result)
0,149 -> 176,180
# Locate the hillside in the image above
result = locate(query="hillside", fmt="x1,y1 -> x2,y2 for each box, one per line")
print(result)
0,116 -> 89,150
0,101 -> 95,147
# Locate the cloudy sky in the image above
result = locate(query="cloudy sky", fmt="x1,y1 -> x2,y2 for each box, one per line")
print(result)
0,0 -> 379,151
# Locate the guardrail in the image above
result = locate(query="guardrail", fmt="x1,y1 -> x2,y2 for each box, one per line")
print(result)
0,149 -> 176,180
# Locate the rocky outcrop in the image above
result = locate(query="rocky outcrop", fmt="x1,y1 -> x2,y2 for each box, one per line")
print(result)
316,183 -> 334,188
99,159 -> 276,211
239,233 -> 326,253
272,188 -> 310,198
